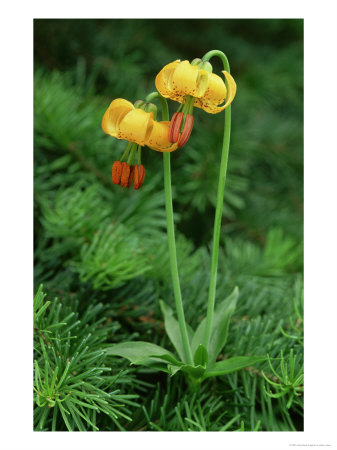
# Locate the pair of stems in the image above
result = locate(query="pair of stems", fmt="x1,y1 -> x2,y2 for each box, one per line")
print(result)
146,50 -> 232,365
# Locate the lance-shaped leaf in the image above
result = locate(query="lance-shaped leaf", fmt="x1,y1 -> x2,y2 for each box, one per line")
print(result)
159,300 -> 193,363
181,364 -> 207,379
168,364 -> 184,376
167,362 -> 207,379
193,344 -> 209,367
202,355 -> 266,379
192,287 -> 239,364
105,341 -> 183,373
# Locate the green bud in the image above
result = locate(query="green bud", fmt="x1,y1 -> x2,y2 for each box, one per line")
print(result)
191,58 -> 202,66
134,100 -> 145,109
198,61 -> 213,73
144,102 -> 157,120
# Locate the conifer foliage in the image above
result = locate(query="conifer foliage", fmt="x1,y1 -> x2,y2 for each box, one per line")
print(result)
34,19 -> 303,431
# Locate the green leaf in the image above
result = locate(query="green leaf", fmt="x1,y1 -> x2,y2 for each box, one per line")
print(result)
105,341 -> 183,372
181,364 -> 207,379
193,344 -> 209,367
168,364 -> 184,376
167,362 -> 207,379
203,355 -> 266,379
192,287 -> 239,364
159,300 -> 187,362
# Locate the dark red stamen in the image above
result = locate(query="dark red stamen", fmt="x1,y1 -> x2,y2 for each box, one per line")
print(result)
127,165 -> 135,188
134,165 -> 145,190
169,112 -> 183,143
112,161 -> 122,185
169,112 -> 178,142
120,162 -> 131,187
178,115 -> 194,147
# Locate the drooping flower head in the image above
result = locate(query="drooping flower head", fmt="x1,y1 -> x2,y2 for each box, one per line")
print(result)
102,98 -> 179,189
155,59 -> 237,147
156,59 -> 237,113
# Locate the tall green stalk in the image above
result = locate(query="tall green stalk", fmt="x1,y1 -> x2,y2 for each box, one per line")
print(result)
200,50 -> 232,349
162,152 -> 193,364
146,48 -> 233,361
146,92 -> 193,365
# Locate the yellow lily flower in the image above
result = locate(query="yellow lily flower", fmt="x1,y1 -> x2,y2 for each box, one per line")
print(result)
155,60 -> 237,114
102,98 -> 178,152
102,98 -> 179,190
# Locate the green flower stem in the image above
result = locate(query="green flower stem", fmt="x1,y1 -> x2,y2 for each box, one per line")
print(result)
120,142 -> 132,162
201,50 -> 232,349
163,152 -> 193,364
202,49 -> 230,72
145,92 -> 168,122
181,95 -> 195,130
127,144 -> 137,165
137,145 -> 141,165
146,91 -> 194,365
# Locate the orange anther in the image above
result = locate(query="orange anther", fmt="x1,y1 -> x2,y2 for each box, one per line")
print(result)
120,162 -> 131,187
169,112 -> 178,142
112,161 -> 122,185
178,114 -> 194,147
169,112 -> 183,143
134,165 -> 145,190
127,165 -> 135,188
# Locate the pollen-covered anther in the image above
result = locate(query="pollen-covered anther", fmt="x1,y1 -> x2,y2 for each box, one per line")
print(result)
169,112 -> 183,143
112,161 -> 122,185
127,165 -> 135,188
120,162 -> 131,187
134,165 -> 145,190
178,114 -> 194,147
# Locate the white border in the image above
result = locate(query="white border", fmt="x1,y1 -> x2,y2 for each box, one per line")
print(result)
1,1 -> 337,449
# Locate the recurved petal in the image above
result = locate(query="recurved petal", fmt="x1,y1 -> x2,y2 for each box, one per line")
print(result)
196,71 -> 237,114
102,98 -> 134,136
193,72 -> 225,113
171,60 -> 201,97
155,60 -> 180,98
221,70 -> 237,109
118,109 -> 153,146
146,121 -> 179,152
194,69 -> 210,98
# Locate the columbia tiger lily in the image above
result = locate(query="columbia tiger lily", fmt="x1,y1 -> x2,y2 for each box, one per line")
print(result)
102,98 -> 179,189
155,59 -> 237,114
102,98 -> 178,153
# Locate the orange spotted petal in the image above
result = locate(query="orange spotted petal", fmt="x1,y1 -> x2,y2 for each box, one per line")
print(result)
156,60 -> 237,113
170,60 -> 199,97
172,61 -> 209,98
156,60 -> 209,102
195,70 -> 237,114
102,98 -> 134,137
118,109 -> 154,146
155,60 -> 180,98
146,120 -> 179,152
